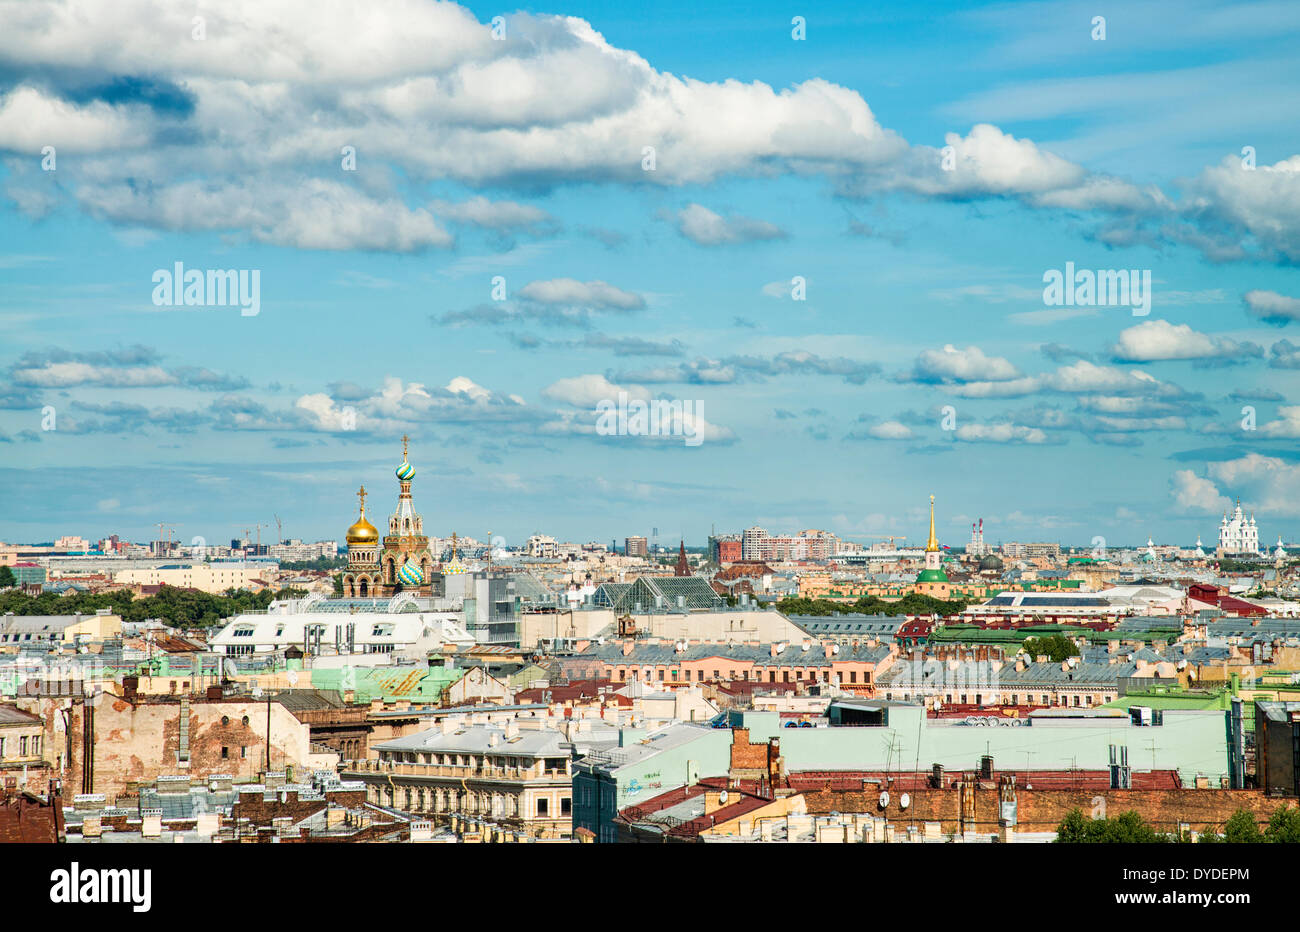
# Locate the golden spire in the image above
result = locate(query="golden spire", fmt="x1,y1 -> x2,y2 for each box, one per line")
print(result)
925,494 -> 939,552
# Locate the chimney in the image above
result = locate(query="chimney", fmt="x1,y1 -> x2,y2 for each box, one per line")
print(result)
824,644 -> 833,659
770,643 -> 778,658
622,640 -> 635,657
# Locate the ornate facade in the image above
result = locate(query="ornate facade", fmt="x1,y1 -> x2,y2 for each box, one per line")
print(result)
342,436 -> 435,598
1217,500 -> 1260,556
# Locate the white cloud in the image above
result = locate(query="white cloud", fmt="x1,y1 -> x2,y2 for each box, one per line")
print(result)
0,85 -> 144,152
541,374 -> 648,407
866,420 -> 914,440
430,196 -> 554,232
1260,406 -> 1300,438
517,278 -> 645,310
955,423 -> 1047,444
1170,469 -> 1232,513
908,344 -> 1020,383
1110,319 -> 1259,362
674,204 -> 785,246
1244,289 -> 1300,325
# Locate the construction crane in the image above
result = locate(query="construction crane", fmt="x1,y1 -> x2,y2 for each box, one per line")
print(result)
251,523 -> 269,554
154,523 -> 178,556
274,514 -> 284,546
867,535 -> 906,545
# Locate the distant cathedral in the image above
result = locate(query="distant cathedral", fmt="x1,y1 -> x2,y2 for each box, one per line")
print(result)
342,436 -> 436,598
1217,499 -> 1259,557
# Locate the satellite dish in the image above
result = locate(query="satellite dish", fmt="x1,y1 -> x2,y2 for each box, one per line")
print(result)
900,793 -> 911,809
878,790 -> 890,808
286,670 -> 299,687
251,686 -> 263,698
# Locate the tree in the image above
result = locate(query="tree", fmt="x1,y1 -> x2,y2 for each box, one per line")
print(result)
1265,804 -> 1300,843
1054,808 -> 1089,843
0,565 -> 15,588
1022,634 -> 1080,663
1055,809 -> 1166,843
1222,809 -> 1263,843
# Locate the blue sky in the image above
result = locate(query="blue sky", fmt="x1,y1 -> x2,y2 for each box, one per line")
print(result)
2,0 -> 1300,550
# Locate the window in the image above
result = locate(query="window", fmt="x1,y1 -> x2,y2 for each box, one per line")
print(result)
561,797 -> 572,815
849,671 -> 857,683
221,716 -> 229,726
657,669 -> 664,681
221,746 -> 229,759
537,798 -> 549,817
670,669 -> 678,682
242,716 -> 250,726
712,670 -> 719,680
19,737 -> 27,756
240,746 -> 247,759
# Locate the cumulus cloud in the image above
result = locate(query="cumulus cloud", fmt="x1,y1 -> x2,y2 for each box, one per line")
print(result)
517,278 -> 645,310
673,204 -> 786,246
1170,469 -> 1232,513
541,373 -> 648,407
954,422 -> 1048,444
904,344 -> 1020,384
1109,319 -> 1261,363
1244,289 -> 1300,325
863,420 -> 914,440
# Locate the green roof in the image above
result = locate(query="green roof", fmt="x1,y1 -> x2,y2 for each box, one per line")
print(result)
915,569 -> 949,583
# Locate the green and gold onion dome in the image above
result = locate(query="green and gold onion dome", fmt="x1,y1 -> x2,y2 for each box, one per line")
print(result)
397,559 -> 424,586
396,460 -> 415,481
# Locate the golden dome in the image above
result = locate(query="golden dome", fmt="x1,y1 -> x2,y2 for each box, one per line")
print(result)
347,515 -> 378,544
346,485 -> 379,544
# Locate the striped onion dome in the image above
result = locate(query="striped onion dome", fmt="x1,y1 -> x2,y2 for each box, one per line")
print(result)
397,560 -> 424,586
395,461 -> 415,481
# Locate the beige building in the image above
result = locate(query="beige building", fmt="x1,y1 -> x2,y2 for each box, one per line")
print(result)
519,606 -> 809,650
0,704 -> 48,791
0,610 -> 122,652
343,716 -> 620,840
113,562 -> 274,593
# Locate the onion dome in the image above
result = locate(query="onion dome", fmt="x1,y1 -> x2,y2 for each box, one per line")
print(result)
396,461 -> 415,481
397,560 -> 424,586
978,554 -> 1004,572
346,486 -> 379,543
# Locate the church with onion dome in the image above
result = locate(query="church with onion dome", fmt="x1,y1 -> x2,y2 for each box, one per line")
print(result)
342,435 -> 437,598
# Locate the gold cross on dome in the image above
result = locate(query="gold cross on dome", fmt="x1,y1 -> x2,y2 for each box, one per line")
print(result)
357,485 -> 367,513
401,434 -> 410,460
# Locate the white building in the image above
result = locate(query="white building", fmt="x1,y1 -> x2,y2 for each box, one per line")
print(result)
209,595 -> 474,657
1217,500 -> 1259,556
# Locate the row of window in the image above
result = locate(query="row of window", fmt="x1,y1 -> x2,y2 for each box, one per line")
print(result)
380,750 -> 568,772
881,691 -> 1115,706
0,734 -> 42,758
0,632 -> 58,642
378,783 -> 571,818
605,667 -> 872,684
